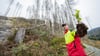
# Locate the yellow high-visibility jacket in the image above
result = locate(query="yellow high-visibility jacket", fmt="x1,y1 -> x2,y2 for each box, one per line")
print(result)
64,30 -> 75,44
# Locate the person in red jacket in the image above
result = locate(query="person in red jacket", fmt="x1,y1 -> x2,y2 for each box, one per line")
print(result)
62,23 -> 88,56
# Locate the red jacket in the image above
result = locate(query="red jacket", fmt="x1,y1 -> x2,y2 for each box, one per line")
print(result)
65,31 -> 87,56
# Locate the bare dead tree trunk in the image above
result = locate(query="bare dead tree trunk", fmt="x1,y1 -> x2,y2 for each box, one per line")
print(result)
15,3 -> 20,17
5,0 -> 14,16
15,28 -> 26,43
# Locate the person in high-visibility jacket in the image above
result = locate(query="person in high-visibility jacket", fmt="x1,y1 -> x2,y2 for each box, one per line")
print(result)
62,23 -> 88,56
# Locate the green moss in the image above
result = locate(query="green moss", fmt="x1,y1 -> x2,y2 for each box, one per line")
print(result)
7,29 -> 17,42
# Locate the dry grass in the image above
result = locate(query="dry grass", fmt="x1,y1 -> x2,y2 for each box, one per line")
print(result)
0,28 -> 67,56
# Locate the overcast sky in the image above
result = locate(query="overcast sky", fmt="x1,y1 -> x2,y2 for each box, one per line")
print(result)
0,0 -> 100,30
74,0 -> 100,29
